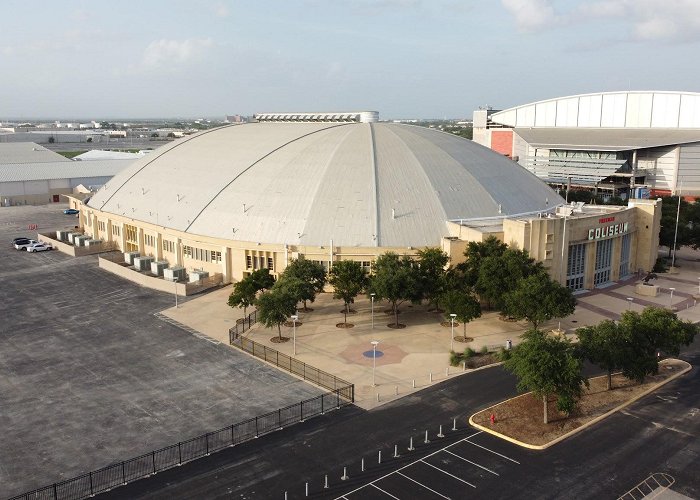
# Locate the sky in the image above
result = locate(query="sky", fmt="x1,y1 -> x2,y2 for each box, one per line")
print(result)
1,0 -> 700,120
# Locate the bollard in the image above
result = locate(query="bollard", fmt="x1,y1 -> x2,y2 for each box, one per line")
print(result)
408,437 -> 415,451
462,361 -> 466,371
395,385 -> 398,395
324,475 -> 329,489
378,450 -> 382,464
412,379 -> 416,388
341,467 -> 349,481
438,425 -> 444,438
452,418 -> 457,431
446,367 -> 449,377
394,444 -> 399,458
285,492 -> 287,500
429,372 -> 433,383
376,393 -> 380,402
424,430 -> 430,444
305,482 -> 309,497
361,457 -> 365,472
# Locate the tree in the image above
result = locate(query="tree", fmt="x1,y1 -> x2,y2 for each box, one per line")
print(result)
417,247 -> 449,311
576,320 -> 626,390
48,136 -> 55,144
249,268 -> 275,292
368,252 -> 420,328
617,307 -> 698,383
281,258 -> 326,310
256,287 -> 297,340
328,260 -> 368,325
503,272 -> 576,329
227,278 -> 258,318
476,248 -> 543,310
503,329 -> 586,423
274,276 -> 314,312
457,236 -> 507,288
440,289 -> 481,339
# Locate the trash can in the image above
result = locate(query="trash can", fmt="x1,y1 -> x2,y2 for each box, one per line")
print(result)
506,339 -> 512,350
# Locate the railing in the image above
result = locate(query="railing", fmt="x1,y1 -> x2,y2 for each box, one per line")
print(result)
229,310 -> 258,343
9,389 -> 351,500
232,336 -> 355,403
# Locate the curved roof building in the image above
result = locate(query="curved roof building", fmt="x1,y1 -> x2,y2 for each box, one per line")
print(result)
88,117 -> 559,248
473,91 -> 700,197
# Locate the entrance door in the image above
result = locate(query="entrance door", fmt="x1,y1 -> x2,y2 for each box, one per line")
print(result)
594,239 -> 613,286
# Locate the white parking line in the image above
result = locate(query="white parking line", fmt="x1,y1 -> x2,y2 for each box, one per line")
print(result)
371,483 -> 400,499
464,439 -> 520,464
419,460 -> 476,488
442,449 -> 498,475
397,471 -> 450,499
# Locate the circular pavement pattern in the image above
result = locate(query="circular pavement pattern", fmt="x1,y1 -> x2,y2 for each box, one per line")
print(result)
362,350 -> 385,358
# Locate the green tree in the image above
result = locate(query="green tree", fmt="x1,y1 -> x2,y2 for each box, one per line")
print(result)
457,236 -> 508,288
617,307 -> 698,383
249,268 -> 275,292
576,320 -> 626,390
282,258 -> 326,310
476,248 -> 543,310
503,329 -> 586,423
440,289 -> 481,339
417,247 -> 449,311
256,287 -> 297,340
369,252 -> 420,327
503,272 -> 576,329
227,278 -> 258,318
328,260 -> 368,325
274,276 -> 314,312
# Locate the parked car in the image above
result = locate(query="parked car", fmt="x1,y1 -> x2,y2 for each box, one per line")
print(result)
12,237 -> 30,246
27,242 -> 53,252
63,208 -> 79,215
14,239 -> 37,250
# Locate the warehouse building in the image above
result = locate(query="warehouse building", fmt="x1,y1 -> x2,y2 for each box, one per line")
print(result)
473,91 -> 700,199
69,112 -> 661,292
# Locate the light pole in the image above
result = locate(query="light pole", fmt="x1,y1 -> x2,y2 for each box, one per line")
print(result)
371,340 -> 379,387
370,293 -> 376,329
291,314 -> 298,356
669,287 -> 675,307
626,297 -> 633,310
450,313 -> 456,351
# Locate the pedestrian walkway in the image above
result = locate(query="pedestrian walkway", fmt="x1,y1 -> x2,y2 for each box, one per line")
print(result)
160,246 -> 700,410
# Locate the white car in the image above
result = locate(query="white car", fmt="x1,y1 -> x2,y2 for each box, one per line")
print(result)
14,239 -> 37,250
26,242 -> 53,252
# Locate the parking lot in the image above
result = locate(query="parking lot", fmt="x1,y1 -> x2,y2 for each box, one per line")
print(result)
0,205 -> 325,497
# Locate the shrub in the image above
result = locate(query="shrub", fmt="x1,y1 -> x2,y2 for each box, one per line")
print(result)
652,257 -> 668,273
449,351 -> 461,367
464,347 -> 476,358
480,345 -> 489,355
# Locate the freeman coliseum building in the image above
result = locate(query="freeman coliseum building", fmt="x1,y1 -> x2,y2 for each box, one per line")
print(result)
68,111 -> 661,293
473,91 -> 700,199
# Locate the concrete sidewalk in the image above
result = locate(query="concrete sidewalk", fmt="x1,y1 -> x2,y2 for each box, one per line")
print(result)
162,246 -> 700,410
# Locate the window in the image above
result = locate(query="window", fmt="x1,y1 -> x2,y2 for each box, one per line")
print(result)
112,225 -> 121,237
566,243 -> 586,291
98,221 -> 106,232
619,233 -> 631,278
212,251 -> 222,263
183,245 -> 193,258
594,239 -> 613,286
162,240 -> 175,253
144,234 -> 155,247
267,257 -> 273,270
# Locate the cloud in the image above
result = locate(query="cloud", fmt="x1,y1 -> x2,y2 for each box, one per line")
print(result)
578,0 -> 700,42
501,0 -> 558,32
213,2 -> 230,18
141,38 -> 214,69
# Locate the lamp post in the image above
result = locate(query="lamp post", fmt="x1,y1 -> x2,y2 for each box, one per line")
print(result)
626,297 -> 633,310
371,340 -> 379,387
669,287 -> 675,307
370,293 -> 376,329
291,314 -> 298,356
450,313 -> 456,351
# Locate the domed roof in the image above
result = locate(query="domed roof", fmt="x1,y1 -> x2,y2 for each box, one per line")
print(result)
88,122 -> 561,247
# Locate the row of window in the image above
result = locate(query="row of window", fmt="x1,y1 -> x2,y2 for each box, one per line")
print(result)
183,245 -> 222,263
144,234 -> 156,247
163,240 -> 175,253
246,255 -> 274,271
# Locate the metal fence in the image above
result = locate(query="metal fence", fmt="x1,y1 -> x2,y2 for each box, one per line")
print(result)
9,389 -> 351,500
229,309 -> 257,343
232,336 -> 355,403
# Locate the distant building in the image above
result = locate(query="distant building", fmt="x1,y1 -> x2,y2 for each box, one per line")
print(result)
473,91 -> 700,198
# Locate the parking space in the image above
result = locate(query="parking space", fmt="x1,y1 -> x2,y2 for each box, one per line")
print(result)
339,431 -> 522,499
0,205 -> 326,497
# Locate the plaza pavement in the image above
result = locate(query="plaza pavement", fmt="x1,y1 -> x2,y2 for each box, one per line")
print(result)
163,246 -> 700,410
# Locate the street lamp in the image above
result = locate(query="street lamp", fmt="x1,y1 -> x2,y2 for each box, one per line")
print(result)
626,297 -> 633,310
450,313 -> 457,351
370,340 -> 379,387
669,288 -> 675,307
370,293 -> 376,329
291,314 -> 298,356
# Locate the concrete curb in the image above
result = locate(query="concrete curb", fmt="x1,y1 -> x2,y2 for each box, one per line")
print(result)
468,358 -> 693,450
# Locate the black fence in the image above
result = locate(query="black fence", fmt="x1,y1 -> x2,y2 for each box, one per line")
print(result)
9,388 -> 351,500
233,336 -> 355,403
229,309 -> 257,343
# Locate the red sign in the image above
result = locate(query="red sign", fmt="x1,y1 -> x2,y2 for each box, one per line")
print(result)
598,216 -> 615,224
28,224 -> 38,230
